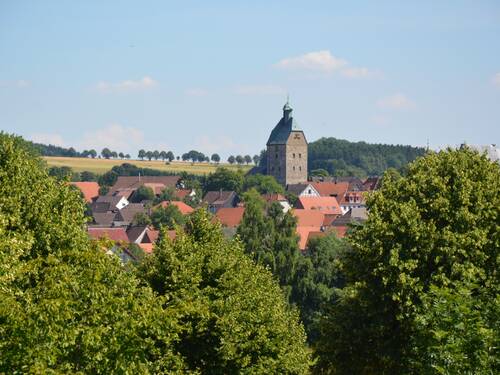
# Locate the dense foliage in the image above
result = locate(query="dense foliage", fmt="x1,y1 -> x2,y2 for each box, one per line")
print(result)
138,210 -> 311,373
0,133 -> 311,373
308,137 -> 426,177
237,191 -> 347,340
315,148 -> 500,374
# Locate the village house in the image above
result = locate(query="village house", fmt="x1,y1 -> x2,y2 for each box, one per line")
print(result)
203,190 -> 238,213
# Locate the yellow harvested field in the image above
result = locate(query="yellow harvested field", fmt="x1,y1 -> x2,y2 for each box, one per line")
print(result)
43,157 -> 252,175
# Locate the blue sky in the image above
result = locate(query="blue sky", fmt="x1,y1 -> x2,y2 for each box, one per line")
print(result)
1,0 -> 499,158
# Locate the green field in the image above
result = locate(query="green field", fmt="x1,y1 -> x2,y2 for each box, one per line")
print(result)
43,156 -> 252,175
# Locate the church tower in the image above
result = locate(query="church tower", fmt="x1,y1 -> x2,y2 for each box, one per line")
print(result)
266,101 -> 308,186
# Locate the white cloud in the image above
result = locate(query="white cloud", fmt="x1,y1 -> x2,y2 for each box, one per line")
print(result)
233,84 -> 286,96
96,76 -> 158,92
275,50 -> 380,79
30,133 -> 65,146
184,88 -> 209,96
275,50 -> 347,73
79,124 -> 144,151
492,72 -> 500,87
377,93 -> 416,110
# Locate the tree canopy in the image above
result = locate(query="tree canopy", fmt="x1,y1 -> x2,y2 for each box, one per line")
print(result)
138,209 -> 311,373
315,148 -> 500,374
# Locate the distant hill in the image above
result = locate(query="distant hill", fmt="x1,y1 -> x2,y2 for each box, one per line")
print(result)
28,141 -> 83,157
308,137 -> 426,177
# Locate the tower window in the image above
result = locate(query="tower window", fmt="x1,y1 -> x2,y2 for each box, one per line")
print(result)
293,153 -> 296,158
299,153 -> 302,158
299,166 -> 302,171
293,166 -> 296,171
275,153 -> 278,159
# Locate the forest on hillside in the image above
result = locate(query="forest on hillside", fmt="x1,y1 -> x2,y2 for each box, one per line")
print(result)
308,137 -> 426,177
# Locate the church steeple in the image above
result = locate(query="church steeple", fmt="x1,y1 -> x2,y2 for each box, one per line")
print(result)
283,98 -> 292,121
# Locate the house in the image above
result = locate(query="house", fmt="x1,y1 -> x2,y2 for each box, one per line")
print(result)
310,181 -> 349,200
91,195 -> 129,212
339,191 -> 367,214
292,209 -> 326,251
363,176 -> 381,191
214,207 -> 245,228
107,176 -> 181,197
203,190 -> 238,213
70,181 -> 100,202
88,227 -> 129,242
137,228 -> 176,254
329,207 -> 368,238
155,200 -> 194,215
286,183 -> 320,197
175,189 -> 197,200
296,196 -> 342,216
261,193 -> 291,212
112,203 -> 147,226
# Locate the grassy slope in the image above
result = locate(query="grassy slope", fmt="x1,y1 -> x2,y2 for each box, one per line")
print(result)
43,156 -> 252,175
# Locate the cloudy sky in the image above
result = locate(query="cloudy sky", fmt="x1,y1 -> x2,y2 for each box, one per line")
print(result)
1,0 -> 499,158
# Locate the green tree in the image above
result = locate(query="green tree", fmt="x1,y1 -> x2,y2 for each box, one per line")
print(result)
159,151 -> 167,161
310,168 -> 329,177
237,190 -> 301,301
244,155 -> 252,164
166,151 -> 175,162
0,133 -> 183,373
243,173 -> 284,194
138,149 -> 146,160
137,209 -> 311,373
235,155 -> 244,165
152,150 -> 160,160
89,149 -> 97,158
204,167 -> 244,193
227,155 -> 235,164
145,151 -> 153,161
151,204 -> 185,229
130,185 -> 155,203
315,148 -> 500,374
48,166 -> 73,181
292,233 -> 348,342
211,153 -> 220,163
132,212 -> 152,226
156,186 -> 180,202
118,152 -> 124,159
253,154 -> 260,165
101,147 -> 112,159
80,170 -> 97,182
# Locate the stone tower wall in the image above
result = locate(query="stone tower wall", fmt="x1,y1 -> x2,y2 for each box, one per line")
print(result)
267,143 -> 287,185
285,131 -> 308,185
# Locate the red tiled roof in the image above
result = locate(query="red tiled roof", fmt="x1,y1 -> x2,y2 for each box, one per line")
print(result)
156,200 -> 194,215
322,213 -> 339,226
71,182 -> 100,203
88,227 -> 129,242
311,181 -> 349,198
175,189 -> 191,199
292,209 -> 325,227
332,226 -> 348,238
296,226 -> 322,250
340,191 -> 367,205
108,176 -> 180,195
139,243 -> 154,254
143,182 -> 167,195
214,207 -> 245,228
297,196 -> 342,215
261,193 -> 287,202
